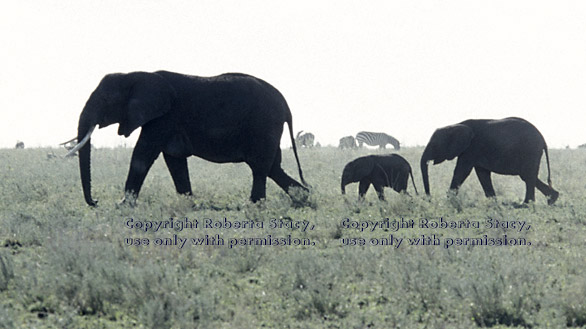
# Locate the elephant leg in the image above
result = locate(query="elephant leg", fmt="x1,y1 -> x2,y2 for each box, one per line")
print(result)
474,167 -> 496,198
358,179 -> 371,199
268,149 -> 305,194
247,154 -> 274,202
449,159 -> 474,192
373,183 -> 385,200
520,175 -> 537,203
124,138 -> 161,202
250,170 -> 268,202
535,179 -> 559,205
393,173 -> 408,193
523,181 -> 536,203
163,153 -> 192,195
269,167 -> 302,192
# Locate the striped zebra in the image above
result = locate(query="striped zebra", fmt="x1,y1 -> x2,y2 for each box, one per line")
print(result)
355,131 -> 400,150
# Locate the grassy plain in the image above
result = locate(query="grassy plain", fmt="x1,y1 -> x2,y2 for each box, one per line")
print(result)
1,146 -> 585,328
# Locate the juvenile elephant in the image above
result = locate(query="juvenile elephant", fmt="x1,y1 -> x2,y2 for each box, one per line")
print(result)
341,154 -> 417,200
420,117 -> 559,205
67,71 -> 307,206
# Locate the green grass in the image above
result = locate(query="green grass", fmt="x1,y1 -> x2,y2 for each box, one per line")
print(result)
1,146 -> 585,328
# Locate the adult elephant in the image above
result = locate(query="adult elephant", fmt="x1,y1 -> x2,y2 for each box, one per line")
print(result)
67,71 -> 307,206
420,117 -> 558,205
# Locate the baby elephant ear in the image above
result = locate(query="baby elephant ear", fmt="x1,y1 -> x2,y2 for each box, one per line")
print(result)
444,124 -> 474,161
354,157 -> 376,179
118,72 -> 175,137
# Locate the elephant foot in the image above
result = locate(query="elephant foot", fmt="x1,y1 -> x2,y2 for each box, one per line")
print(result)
548,190 -> 559,205
85,199 -> 98,207
119,192 -> 138,207
512,202 -> 529,209
288,186 -> 311,208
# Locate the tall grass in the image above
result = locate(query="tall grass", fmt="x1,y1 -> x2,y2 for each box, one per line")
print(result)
0,146 -> 585,328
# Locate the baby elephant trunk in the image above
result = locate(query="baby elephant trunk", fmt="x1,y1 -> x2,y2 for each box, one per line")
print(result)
341,171 -> 351,194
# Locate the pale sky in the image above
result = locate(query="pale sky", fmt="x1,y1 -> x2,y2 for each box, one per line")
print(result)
1,0 -> 585,149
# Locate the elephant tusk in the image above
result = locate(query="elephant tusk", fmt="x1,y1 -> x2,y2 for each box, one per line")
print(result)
60,136 -> 77,145
65,125 -> 96,157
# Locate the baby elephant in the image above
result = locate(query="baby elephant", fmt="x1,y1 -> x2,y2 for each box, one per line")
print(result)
341,154 -> 417,200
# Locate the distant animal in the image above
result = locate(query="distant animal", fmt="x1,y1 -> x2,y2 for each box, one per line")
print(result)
421,117 -> 558,205
295,131 -> 315,148
66,70 -> 307,206
356,131 -> 400,150
15,141 -> 24,149
47,152 -> 58,159
341,154 -> 417,200
338,136 -> 357,149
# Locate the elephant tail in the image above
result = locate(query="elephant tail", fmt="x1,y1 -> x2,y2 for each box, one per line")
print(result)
286,111 -> 308,187
544,145 -> 553,188
409,169 -> 418,195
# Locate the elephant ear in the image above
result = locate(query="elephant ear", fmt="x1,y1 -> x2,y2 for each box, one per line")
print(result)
118,73 -> 175,137
353,157 -> 376,180
434,124 -> 474,164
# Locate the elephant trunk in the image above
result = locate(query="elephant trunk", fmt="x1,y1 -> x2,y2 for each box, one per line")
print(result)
76,107 -> 99,206
421,149 -> 432,196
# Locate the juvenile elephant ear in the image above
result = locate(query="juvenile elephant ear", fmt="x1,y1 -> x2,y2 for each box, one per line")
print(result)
442,124 -> 474,161
118,72 -> 175,137
353,157 -> 376,180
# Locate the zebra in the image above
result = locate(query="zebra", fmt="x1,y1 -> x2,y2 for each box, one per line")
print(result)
15,141 -> 24,149
295,131 -> 315,148
355,131 -> 400,150
338,136 -> 357,149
